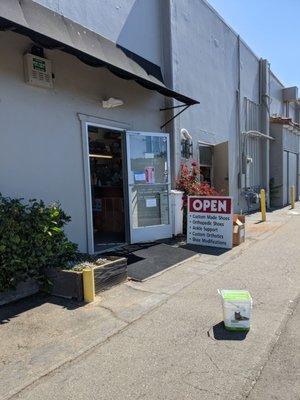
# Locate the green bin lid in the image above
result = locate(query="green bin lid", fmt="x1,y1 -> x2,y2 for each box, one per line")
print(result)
220,290 -> 251,301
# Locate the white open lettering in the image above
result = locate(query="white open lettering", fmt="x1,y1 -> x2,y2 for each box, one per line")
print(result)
203,199 -> 210,211
192,199 -> 202,211
218,200 -> 227,212
210,200 -> 217,212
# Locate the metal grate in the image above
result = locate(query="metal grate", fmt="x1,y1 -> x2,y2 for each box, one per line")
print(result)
243,98 -> 262,189
244,98 -> 261,132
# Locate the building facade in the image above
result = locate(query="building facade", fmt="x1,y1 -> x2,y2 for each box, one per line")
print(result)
0,0 -> 299,253
165,0 -> 299,212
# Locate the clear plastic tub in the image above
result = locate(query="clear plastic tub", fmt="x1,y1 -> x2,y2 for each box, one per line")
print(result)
219,290 -> 252,331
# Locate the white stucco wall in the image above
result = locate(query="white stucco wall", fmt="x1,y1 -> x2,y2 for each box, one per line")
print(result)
270,72 -> 284,117
288,103 -> 297,122
168,0 -> 264,210
33,0 -> 164,68
270,72 -> 299,123
240,42 -> 260,105
170,0 -> 237,143
0,31 -> 165,251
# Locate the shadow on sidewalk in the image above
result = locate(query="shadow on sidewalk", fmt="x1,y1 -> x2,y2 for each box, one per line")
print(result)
0,293 -> 83,325
208,322 -> 249,341
181,244 -> 229,256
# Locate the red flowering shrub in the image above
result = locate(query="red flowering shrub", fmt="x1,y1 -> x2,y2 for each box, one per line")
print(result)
176,162 -> 219,234
176,162 -> 219,203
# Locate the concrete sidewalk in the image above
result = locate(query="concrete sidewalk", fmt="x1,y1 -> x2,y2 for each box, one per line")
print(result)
1,204 -> 300,399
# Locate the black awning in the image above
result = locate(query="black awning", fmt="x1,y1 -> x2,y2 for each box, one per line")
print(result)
0,0 -> 199,106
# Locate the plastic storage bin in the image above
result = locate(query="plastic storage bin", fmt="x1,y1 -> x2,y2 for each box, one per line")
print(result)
219,289 -> 252,331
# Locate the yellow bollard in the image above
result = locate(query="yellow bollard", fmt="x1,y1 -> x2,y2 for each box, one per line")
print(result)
83,267 -> 95,303
290,186 -> 295,209
260,189 -> 266,222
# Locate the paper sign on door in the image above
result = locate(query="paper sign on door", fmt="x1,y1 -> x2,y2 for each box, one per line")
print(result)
134,172 -> 146,182
145,167 -> 155,184
146,198 -> 157,207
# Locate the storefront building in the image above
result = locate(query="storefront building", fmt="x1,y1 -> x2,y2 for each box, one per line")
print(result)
0,0 -> 198,253
0,0 -> 299,254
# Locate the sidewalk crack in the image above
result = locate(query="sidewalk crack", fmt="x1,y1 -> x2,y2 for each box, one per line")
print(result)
182,371 -> 221,397
126,283 -> 170,297
99,304 -> 129,323
204,349 -> 221,372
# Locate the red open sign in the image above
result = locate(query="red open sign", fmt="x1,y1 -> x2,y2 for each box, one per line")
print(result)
189,197 -> 232,214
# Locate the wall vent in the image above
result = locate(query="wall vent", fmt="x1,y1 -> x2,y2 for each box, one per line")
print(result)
24,53 -> 53,88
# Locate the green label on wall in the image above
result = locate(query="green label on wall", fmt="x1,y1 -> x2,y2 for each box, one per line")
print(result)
33,58 -> 46,72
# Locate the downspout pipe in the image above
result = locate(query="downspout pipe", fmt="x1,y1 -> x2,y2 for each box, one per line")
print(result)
260,59 -> 271,207
236,35 -> 242,206
162,0 -> 177,186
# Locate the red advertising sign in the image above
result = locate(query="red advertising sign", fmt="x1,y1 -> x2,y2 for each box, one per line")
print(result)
187,196 -> 233,249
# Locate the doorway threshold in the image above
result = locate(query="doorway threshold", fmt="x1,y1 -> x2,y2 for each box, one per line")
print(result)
94,243 -> 126,254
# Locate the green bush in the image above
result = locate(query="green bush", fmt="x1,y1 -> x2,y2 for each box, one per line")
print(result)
0,194 -> 77,292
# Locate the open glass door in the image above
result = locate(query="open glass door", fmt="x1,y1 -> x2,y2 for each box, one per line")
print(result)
126,131 -> 172,243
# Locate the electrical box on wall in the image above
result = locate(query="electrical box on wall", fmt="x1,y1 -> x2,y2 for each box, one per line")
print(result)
24,53 -> 53,88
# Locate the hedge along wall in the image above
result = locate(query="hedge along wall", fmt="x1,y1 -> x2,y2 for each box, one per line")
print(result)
0,194 -> 77,292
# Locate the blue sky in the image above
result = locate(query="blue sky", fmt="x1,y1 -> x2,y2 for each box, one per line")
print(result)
207,0 -> 300,88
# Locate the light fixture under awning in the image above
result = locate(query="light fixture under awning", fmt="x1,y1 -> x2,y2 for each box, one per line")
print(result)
0,0 -> 199,106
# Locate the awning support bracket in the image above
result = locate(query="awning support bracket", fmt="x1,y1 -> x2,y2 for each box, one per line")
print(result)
160,104 -> 191,130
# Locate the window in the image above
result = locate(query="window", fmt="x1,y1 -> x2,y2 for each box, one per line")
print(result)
199,145 -> 213,166
199,144 -> 213,185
